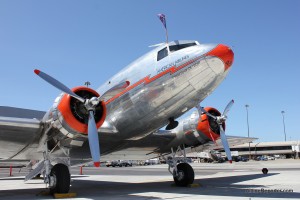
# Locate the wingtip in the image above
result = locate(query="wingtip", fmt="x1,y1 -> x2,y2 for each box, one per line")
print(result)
34,69 -> 40,75
94,162 -> 101,167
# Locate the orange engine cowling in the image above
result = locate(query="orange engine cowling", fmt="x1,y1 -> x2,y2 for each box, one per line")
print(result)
52,86 -> 106,138
196,107 -> 225,141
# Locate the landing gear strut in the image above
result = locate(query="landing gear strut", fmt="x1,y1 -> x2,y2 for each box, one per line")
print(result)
163,145 -> 195,186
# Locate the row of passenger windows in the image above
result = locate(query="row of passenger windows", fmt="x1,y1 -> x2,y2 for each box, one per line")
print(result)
157,42 -> 196,61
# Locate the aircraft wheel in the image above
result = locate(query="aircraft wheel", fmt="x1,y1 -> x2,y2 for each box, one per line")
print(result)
173,163 -> 194,186
50,163 -> 70,194
262,168 -> 268,174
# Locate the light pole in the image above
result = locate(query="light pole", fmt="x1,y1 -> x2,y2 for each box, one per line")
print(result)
245,104 -> 251,160
254,142 -> 260,157
281,111 -> 287,142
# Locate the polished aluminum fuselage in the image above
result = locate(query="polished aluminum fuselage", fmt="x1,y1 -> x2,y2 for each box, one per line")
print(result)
78,41 -> 231,160
97,42 -> 228,141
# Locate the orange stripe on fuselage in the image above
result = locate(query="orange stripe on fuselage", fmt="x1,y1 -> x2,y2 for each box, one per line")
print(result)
105,55 -> 203,105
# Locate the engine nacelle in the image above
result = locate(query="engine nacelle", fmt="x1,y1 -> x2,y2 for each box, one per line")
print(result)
196,107 -> 225,141
50,86 -> 106,140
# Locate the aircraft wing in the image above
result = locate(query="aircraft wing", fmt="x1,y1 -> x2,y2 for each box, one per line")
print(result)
0,106 -> 44,160
95,130 -> 177,161
220,135 -> 258,147
193,135 -> 258,152
96,135 -> 257,161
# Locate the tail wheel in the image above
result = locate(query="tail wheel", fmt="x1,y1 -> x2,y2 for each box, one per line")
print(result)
173,163 -> 194,186
50,164 -> 70,194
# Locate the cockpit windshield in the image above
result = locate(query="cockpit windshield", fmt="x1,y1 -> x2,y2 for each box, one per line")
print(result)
157,41 -> 197,61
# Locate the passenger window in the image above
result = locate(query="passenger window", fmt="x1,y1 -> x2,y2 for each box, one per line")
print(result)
157,47 -> 168,61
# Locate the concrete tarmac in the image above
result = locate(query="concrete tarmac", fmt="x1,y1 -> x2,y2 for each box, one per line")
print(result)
0,159 -> 299,199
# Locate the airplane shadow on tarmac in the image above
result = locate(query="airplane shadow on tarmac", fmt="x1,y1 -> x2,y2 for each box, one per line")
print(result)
0,173 -> 299,199
68,173 -> 300,199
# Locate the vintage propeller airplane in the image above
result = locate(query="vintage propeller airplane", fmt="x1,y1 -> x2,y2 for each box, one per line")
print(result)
0,17 -> 254,194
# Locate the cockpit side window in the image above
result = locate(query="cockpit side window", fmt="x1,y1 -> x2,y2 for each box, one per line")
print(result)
169,42 -> 196,52
157,47 -> 168,61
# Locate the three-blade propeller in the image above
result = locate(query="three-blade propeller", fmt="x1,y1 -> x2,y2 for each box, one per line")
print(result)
34,69 -> 101,167
199,100 -> 234,163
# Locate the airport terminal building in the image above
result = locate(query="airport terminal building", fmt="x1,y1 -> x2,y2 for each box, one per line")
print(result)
225,141 -> 300,159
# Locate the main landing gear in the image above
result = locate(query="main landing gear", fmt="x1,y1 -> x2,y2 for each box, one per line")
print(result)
37,155 -> 71,194
25,127 -> 71,194
25,156 -> 71,194
163,145 -> 195,186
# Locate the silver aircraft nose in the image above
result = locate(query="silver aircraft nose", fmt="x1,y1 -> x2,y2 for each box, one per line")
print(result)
206,44 -> 234,71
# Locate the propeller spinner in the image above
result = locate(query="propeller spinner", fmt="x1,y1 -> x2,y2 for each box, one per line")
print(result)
34,69 -> 102,167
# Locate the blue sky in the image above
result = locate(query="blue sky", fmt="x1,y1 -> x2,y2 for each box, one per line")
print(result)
0,1 -> 299,142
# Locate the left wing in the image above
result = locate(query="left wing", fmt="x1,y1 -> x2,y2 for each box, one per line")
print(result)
0,106 -> 44,160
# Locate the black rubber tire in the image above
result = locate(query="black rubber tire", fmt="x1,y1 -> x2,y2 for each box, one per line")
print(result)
50,163 -> 70,194
173,163 -> 195,186
262,168 -> 268,174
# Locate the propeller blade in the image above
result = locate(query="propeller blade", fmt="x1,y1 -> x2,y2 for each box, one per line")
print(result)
220,125 -> 232,163
87,111 -> 101,167
34,69 -> 85,103
198,106 -> 217,120
223,99 -> 234,117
